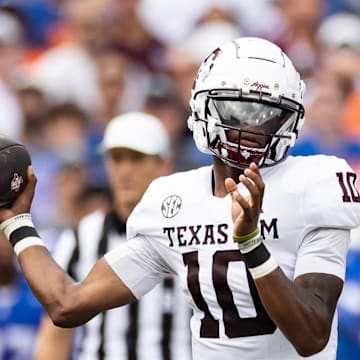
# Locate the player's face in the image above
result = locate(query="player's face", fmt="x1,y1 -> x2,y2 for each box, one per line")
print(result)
213,99 -> 293,146
226,125 -> 268,148
105,148 -> 165,210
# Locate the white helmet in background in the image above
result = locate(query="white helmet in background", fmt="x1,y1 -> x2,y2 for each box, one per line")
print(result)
188,37 -> 305,169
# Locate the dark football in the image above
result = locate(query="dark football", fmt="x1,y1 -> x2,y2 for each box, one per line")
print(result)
0,134 -> 31,207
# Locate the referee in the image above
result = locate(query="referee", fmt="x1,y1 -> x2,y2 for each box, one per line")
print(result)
33,112 -> 192,360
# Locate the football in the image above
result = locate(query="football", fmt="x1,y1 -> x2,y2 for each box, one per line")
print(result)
0,134 -> 31,207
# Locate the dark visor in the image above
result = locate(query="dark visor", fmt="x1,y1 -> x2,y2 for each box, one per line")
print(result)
209,99 -> 294,134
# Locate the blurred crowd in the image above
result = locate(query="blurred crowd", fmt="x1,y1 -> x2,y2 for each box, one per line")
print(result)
0,0 -> 359,359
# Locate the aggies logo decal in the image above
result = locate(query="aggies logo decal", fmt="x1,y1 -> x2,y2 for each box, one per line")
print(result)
10,173 -> 23,192
194,47 -> 222,87
161,195 -> 182,218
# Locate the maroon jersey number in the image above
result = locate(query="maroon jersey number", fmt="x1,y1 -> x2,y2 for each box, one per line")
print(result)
336,172 -> 360,203
183,250 -> 276,338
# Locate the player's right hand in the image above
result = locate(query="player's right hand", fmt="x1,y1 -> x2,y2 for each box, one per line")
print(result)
225,162 -> 264,237
0,166 -> 37,223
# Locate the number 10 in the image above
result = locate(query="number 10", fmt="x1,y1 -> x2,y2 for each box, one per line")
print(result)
183,250 -> 276,338
336,172 -> 360,203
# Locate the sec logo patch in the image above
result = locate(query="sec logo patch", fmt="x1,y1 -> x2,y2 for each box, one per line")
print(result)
161,195 -> 182,218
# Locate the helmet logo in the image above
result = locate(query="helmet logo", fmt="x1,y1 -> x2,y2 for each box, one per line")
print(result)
10,172 -> 23,192
251,81 -> 270,92
240,149 -> 251,159
161,195 -> 182,218
195,48 -> 222,85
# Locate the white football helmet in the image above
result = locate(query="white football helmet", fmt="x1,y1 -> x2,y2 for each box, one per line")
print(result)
188,37 -> 305,169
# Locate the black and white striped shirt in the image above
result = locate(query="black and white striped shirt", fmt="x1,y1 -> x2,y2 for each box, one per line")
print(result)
53,210 -> 192,360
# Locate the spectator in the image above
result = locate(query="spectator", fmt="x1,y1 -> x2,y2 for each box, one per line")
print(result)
0,8 -> 25,139
290,71 -> 360,167
292,11 -> 360,175
29,102 -> 92,232
95,49 -> 127,125
28,0 -> 108,117
143,91 -> 211,172
316,11 -> 360,144
104,0 -> 166,72
271,0 -> 327,76
16,85 -> 48,149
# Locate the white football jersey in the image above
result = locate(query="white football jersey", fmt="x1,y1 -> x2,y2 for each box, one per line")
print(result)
105,155 -> 360,360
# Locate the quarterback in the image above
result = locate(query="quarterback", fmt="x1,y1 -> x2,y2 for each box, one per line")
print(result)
1,37 -> 360,360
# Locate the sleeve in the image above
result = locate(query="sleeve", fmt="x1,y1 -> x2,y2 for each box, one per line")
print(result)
302,157 -> 360,229
294,228 -> 350,280
294,157 -> 360,279
105,236 -> 168,299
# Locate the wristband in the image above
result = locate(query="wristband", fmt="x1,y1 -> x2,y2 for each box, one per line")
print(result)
0,213 -> 46,256
236,235 -> 262,253
233,229 -> 278,279
244,242 -> 278,279
233,228 -> 261,254
242,241 -> 278,277
233,228 -> 260,243
248,255 -> 279,279
0,213 -> 34,238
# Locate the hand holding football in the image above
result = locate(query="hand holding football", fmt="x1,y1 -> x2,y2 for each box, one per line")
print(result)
0,134 -> 31,207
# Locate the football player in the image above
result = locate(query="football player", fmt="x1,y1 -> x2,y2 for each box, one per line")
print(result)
1,37 -> 360,360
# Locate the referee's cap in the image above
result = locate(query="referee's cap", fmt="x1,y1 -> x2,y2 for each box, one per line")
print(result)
99,112 -> 170,159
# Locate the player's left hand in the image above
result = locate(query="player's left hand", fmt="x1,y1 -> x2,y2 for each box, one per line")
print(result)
225,162 -> 264,237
